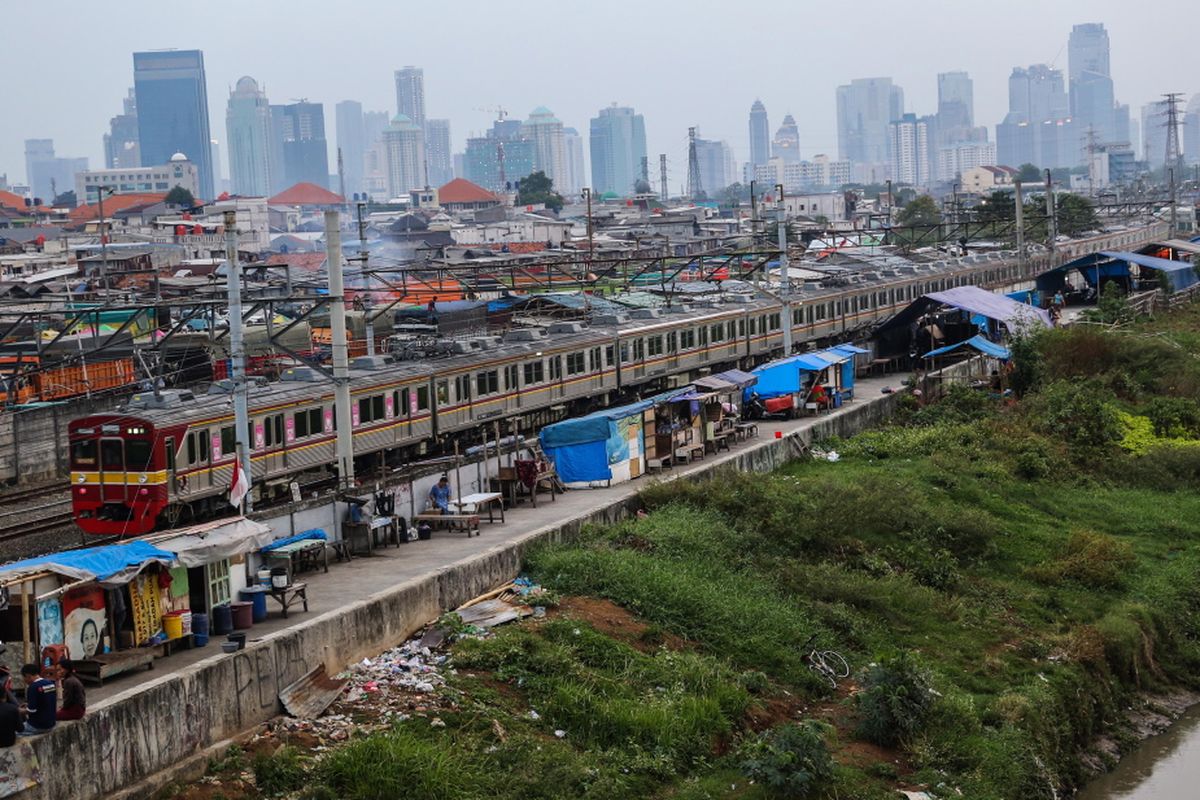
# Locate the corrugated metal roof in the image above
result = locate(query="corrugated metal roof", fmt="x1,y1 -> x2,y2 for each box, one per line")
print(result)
279,665 -> 348,719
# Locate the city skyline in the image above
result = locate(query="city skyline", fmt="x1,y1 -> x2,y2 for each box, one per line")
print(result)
1,0 -> 1195,196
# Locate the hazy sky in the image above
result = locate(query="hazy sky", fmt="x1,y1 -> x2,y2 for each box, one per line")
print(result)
2,0 -> 1194,191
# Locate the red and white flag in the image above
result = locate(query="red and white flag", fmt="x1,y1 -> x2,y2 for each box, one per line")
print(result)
229,457 -> 249,509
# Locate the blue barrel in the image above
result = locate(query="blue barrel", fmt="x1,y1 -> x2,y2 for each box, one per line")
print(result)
192,612 -> 210,646
240,587 -> 268,623
211,603 -> 233,635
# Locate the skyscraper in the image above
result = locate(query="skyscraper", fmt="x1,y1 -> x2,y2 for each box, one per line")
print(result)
465,119 -> 536,193
271,102 -> 330,189
589,104 -> 647,196
425,120 -> 453,187
24,139 -> 88,202
336,100 -> 366,198
393,67 -> 426,128
381,114 -> 425,197
104,88 -> 140,169
748,100 -> 770,166
836,78 -> 904,165
772,114 -> 800,163
888,114 -> 930,186
694,132 -> 735,193
133,49 -> 214,199
1141,100 -> 1169,167
562,127 -> 585,195
522,107 -> 567,188
226,77 -> 273,196
1068,23 -> 1118,145
1068,23 -> 1110,83
996,64 -> 1076,169
24,139 -> 53,189
937,71 -> 974,131
1185,95 -> 1200,166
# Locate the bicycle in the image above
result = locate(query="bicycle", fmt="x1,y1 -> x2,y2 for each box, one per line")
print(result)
802,634 -> 850,689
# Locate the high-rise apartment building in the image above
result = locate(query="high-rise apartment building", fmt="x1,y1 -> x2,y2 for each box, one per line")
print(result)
336,100 -> 366,198
996,64 -> 1076,169
772,114 -> 800,163
888,114 -> 929,186
24,139 -> 88,202
133,49 -> 214,199
271,102 -> 330,190
836,78 -> 904,165
522,107 -> 567,188
937,71 -> 974,130
748,100 -> 770,166
1068,23 -> 1121,145
104,88 -> 140,169
562,127 -> 585,195
694,133 -> 735,194
1184,95 -> 1200,166
465,119 -> 536,193
588,104 -> 647,196
425,119 -> 453,187
394,67 -> 426,128
226,77 -> 273,197
382,114 -> 425,197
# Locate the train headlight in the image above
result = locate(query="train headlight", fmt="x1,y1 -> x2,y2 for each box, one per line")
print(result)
76,475 -> 85,484
138,475 -> 148,484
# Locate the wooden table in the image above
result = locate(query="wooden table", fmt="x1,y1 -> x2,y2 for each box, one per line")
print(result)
264,538 -> 329,583
75,649 -> 155,686
267,582 -> 308,619
414,513 -> 481,537
450,492 -> 505,523
734,422 -> 759,441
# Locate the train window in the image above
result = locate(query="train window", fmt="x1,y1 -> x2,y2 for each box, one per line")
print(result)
549,356 -> 562,380
197,431 -> 210,463
806,306 -> 814,324
357,397 -> 371,426
709,324 -> 722,343
748,318 -> 756,334
606,345 -> 615,366
71,440 -> 97,468
793,308 -> 802,325
417,385 -> 430,410
372,395 -> 384,421
633,339 -> 644,360
476,370 -> 499,395
566,353 -> 585,374
221,426 -> 236,454
264,419 -> 274,448
436,381 -> 449,406
738,319 -> 745,336
699,326 -> 708,345
455,376 -> 471,402
680,329 -> 694,349
727,321 -> 735,339
504,365 -> 519,390
618,343 -> 628,362
127,441 -> 152,471
588,348 -> 599,371
396,389 -> 410,417
770,313 -> 781,329
186,433 -> 198,464
101,439 -> 123,470
647,336 -> 663,356
523,361 -> 544,384
666,332 -> 676,354
295,411 -> 310,438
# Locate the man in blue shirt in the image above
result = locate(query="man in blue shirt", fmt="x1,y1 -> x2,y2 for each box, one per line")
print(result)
18,664 -> 55,735
428,476 -> 452,514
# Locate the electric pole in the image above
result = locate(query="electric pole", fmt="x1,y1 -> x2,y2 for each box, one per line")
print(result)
659,154 -> 668,202
1044,169 -> 1056,253
776,183 -> 792,354
357,202 -> 373,356
686,127 -> 703,200
325,211 -> 355,490
1014,180 -> 1026,276
224,210 -> 252,513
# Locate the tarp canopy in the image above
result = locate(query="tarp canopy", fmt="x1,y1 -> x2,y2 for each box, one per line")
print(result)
0,541 -> 175,587
825,344 -> 869,358
1099,251 -> 1199,292
1161,239 -> 1200,256
713,368 -> 758,388
693,374 -> 738,392
541,388 -> 689,448
923,334 -> 1011,360
749,353 -> 833,399
152,517 -> 276,568
877,285 -> 1051,333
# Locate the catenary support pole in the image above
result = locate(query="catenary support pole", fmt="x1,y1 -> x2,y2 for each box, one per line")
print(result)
225,211 -> 253,513
325,211 -> 355,489
1014,180 -> 1025,276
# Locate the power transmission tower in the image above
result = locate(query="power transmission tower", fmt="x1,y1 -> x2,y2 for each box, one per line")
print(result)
686,127 -> 704,200
1162,93 -> 1184,176
659,154 -> 668,202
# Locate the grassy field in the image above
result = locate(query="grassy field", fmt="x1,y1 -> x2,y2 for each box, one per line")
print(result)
176,309 -> 1200,800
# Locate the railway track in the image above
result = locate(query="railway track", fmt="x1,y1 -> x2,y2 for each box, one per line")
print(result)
0,483 -> 68,505
0,509 -> 75,543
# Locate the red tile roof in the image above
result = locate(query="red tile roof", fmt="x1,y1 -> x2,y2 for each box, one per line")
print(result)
264,252 -> 327,271
437,178 -> 499,205
68,193 -> 167,222
0,190 -> 27,210
268,182 -> 345,206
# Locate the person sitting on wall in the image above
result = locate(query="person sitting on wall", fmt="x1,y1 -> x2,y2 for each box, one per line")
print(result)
428,475 -> 452,515
56,660 -> 85,721
0,690 -> 20,748
0,664 -> 17,706
17,664 -> 55,736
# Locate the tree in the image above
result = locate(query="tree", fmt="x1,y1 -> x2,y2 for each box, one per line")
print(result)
52,190 -> 76,208
165,185 -> 196,207
976,190 -> 1016,224
1016,163 -> 1042,183
1055,194 -> 1098,236
896,194 -> 941,226
515,171 -> 564,212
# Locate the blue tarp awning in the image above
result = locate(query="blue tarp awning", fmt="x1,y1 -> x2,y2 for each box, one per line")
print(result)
1099,251 -> 1199,292
923,334 -> 1011,360
714,368 -> 758,388
0,541 -> 176,586
878,285 -> 1051,332
541,388 -> 690,448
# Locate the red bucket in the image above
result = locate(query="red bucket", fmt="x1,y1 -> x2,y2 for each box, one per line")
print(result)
230,601 -> 254,630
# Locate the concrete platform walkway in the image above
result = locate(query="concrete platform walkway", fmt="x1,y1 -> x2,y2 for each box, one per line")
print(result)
89,372 -> 910,707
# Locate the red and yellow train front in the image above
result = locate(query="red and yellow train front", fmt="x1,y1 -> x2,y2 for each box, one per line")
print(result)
69,415 -> 168,536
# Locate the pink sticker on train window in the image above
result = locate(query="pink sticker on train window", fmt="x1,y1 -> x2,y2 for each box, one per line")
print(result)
385,394 -> 394,419
323,408 -> 333,433
351,404 -> 360,426
254,423 -> 264,450
285,416 -> 295,443
410,391 -> 418,415
210,432 -> 221,461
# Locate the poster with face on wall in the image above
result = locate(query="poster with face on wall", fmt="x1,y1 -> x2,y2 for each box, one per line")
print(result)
63,585 -> 107,659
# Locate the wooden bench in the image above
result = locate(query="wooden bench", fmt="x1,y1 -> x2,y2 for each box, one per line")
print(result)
75,649 -> 155,686
414,513 -> 481,537
267,582 -> 309,619
646,456 -> 671,474
264,538 -> 329,582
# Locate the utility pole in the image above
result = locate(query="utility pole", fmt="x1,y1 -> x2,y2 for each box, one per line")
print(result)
1044,169 -> 1056,254
776,183 -> 792,354
96,186 -> 112,300
749,179 -> 758,242
1014,180 -> 1026,276
583,188 -> 594,260
1169,167 -> 1177,234
224,210 -> 252,513
357,202 -> 374,357
325,211 -> 355,490
659,154 -> 668,202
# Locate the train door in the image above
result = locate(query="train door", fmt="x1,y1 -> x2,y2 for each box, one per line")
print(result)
165,437 -> 178,496
99,436 -> 126,504
666,332 -> 679,372
549,355 -> 564,398
184,429 -> 211,492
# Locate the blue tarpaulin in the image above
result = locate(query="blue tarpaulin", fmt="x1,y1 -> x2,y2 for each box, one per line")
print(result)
923,334 -> 1011,360
1099,251 -> 1199,292
0,541 -> 175,586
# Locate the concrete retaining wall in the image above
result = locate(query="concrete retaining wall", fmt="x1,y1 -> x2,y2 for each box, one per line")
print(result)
23,389 -> 905,800
0,396 -> 119,486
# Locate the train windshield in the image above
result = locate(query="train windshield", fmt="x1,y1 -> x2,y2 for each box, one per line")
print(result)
71,440 -> 97,468
100,439 -> 124,470
126,440 -> 153,472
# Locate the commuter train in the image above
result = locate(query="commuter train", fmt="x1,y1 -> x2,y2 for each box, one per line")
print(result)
67,225 -> 1161,536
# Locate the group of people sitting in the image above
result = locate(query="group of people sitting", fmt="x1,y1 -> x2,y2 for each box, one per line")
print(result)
0,659 -> 86,747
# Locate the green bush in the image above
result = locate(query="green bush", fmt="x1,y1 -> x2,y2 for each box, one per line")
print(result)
737,721 -> 834,797
911,383 -> 998,426
856,652 -> 935,746
1029,380 -> 1122,452
1143,396 -> 1200,438
253,746 -> 307,796
1030,531 -> 1135,590
318,730 -> 483,799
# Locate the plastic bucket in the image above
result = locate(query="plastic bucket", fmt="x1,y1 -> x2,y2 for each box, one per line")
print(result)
179,610 -> 193,635
240,587 -> 268,622
163,613 -> 184,640
227,632 -> 247,650
271,567 -> 290,590
211,604 -> 233,634
192,613 -> 210,647
257,569 -> 273,587
230,601 -> 254,630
